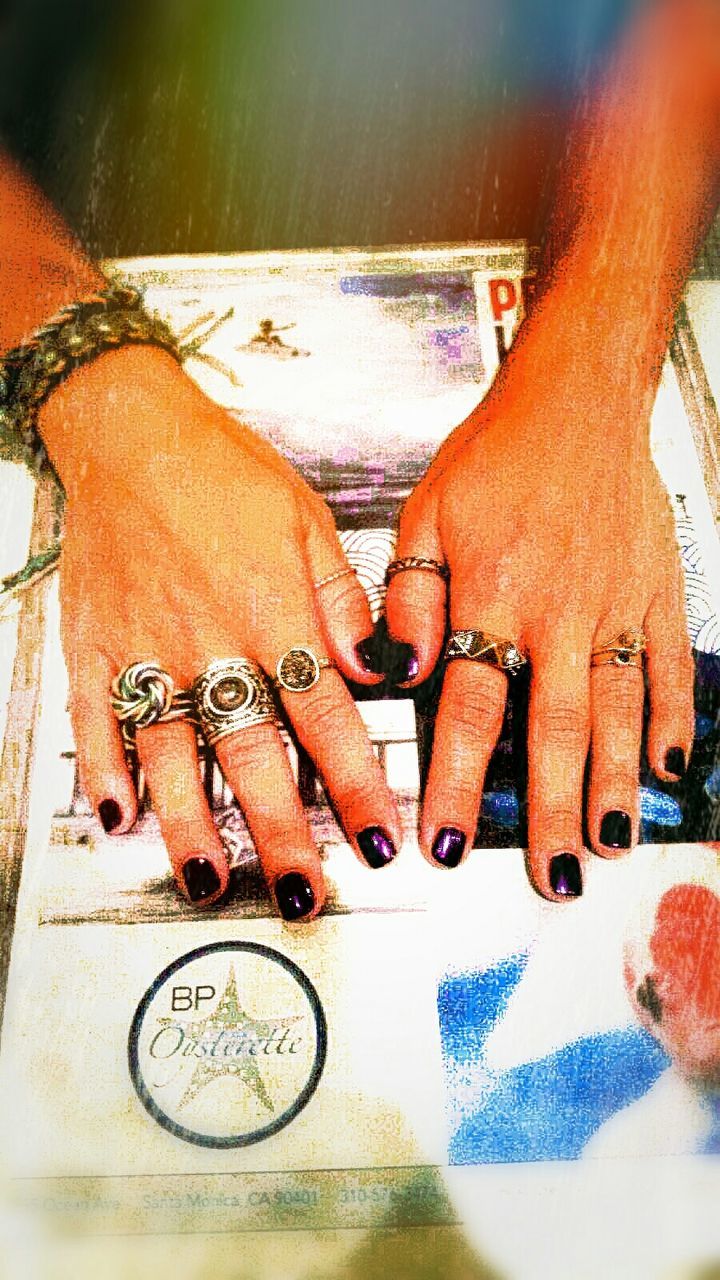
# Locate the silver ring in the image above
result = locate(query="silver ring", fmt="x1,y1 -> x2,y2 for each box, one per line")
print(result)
192,658 -> 278,746
275,647 -> 333,692
314,566 -> 357,590
111,662 -> 192,729
444,630 -> 528,674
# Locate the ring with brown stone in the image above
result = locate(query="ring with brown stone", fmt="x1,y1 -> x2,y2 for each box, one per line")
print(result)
192,658 -> 278,746
274,647 -> 334,693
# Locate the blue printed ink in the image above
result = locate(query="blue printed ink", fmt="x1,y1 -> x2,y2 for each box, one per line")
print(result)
639,787 -> 682,826
437,954 -> 528,1065
481,790 -> 520,827
448,1027 -> 669,1164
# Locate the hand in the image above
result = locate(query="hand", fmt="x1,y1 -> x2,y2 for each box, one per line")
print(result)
386,348 -> 694,900
40,346 -> 402,916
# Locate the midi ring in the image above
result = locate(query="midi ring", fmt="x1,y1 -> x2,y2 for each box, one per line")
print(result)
386,556 -> 450,584
192,658 -> 278,746
313,566 -> 357,590
444,629 -> 528,675
274,646 -> 334,692
111,661 -> 193,729
591,630 -> 647,669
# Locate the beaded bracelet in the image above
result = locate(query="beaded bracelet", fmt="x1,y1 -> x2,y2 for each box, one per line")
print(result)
0,283 -> 181,473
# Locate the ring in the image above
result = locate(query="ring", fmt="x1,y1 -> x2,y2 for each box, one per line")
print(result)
111,662 -> 193,729
274,646 -> 333,692
386,556 -> 450,583
591,630 -> 646,669
192,658 -> 277,746
313,566 -> 357,589
444,630 -> 528,675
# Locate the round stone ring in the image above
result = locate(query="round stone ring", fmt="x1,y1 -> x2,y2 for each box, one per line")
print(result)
192,659 -> 277,746
275,647 -> 333,693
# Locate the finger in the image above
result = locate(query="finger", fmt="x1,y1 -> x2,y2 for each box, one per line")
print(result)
526,630 -> 591,902
303,508 -> 381,684
420,659 -> 508,869
136,719 -> 229,907
257,625 -> 402,869
67,648 -> 137,834
384,489 -> 447,686
587,638 -> 645,858
215,721 -> 326,921
644,577 -> 695,782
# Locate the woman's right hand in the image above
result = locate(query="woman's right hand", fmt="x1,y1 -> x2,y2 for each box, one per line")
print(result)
39,345 -> 402,918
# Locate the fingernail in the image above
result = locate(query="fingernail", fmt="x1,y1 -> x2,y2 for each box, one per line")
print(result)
357,827 -> 397,868
182,857 -> 221,902
391,644 -> 419,683
664,747 -> 686,778
549,852 -> 583,898
432,827 -> 466,868
98,798 -> 122,833
599,810 -> 631,849
275,872 -> 315,921
356,637 -> 382,674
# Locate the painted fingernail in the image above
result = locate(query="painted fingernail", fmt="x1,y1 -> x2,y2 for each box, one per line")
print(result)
599,810 -> 631,849
549,852 -> 583,898
275,872 -> 315,921
356,637 -> 382,673
357,827 -> 397,868
401,647 -> 420,682
664,747 -> 686,778
98,798 -> 122,833
182,857 -> 221,902
432,827 -> 466,868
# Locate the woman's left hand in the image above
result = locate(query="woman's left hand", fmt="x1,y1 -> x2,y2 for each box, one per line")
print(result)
385,350 -> 694,900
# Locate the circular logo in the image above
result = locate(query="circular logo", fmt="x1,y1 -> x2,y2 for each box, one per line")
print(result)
128,942 -> 327,1148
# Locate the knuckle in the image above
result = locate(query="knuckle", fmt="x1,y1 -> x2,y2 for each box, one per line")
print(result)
443,678 -> 504,742
323,573 -> 365,616
295,683 -> 348,742
218,725 -> 280,778
592,677 -> 643,723
534,703 -> 589,752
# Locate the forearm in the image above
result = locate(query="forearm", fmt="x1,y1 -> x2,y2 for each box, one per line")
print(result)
0,148 -> 104,351
503,0 -> 720,418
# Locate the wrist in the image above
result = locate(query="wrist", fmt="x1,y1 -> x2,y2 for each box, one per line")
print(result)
38,344 -> 192,490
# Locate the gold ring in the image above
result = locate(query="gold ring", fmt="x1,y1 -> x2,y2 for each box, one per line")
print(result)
444,630 -> 527,674
591,630 -> 646,669
275,647 -> 334,692
313,566 -> 357,589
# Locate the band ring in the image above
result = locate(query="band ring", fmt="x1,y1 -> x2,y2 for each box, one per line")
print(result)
590,630 -> 647,669
386,556 -> 450,584
444,630 -> 528,675
111,662 -> 194,729
313,566 -> 357,590
192,658 -> 278,746
274,646 -> 334,692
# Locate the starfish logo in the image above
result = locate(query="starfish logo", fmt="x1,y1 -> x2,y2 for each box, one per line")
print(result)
129,943 -> 327,1148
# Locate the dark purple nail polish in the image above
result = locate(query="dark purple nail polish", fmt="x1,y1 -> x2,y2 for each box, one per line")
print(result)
98,798 -> 122,833
182,857 -> 221,902
549,852 -> 582,898
664,747 -> 686,778
356,637 -> 382,673
275,872 -> 315,921
402,648 -> 420,682
599,810 -> 631,849
357,827 -> 397,868
432,827 -> 466,868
